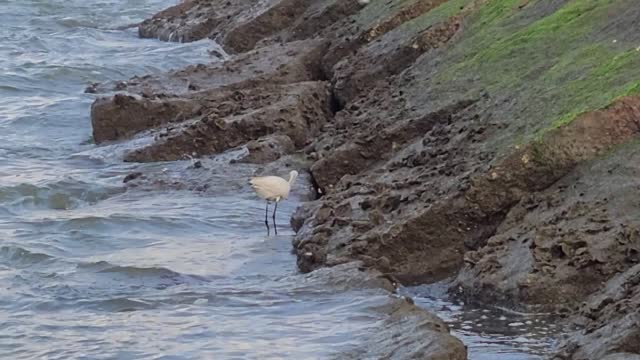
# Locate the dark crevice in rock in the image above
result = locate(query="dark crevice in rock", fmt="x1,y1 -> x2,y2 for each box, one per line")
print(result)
327,86 -> 344,115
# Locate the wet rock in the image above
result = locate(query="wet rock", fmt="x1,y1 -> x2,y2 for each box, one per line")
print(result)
91,95 -> 201,143
138,0 -> 253,44
601,354 -> 640,360
293,261 -> 396,292
139,0 -> 364,54
123,81 -> 332,162
339,296 -> 467,360
237,134 -> 296,164
279,262 -> 466,359
88,39 -> 328,95
291,200 -> 321,233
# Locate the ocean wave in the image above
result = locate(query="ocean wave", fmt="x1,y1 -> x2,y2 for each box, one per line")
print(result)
0,245 -> 54,267
80,297 -> 157,312
77,260 -> 209,283
29,296 -> 156,313
71,135 -> 156,163
0,178 -> 124,211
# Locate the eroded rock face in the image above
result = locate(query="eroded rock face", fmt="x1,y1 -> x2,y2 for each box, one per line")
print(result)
91,95 -> 201,143
280,0 -> 364,43
138,0 -> 366,54
124,81 -> 332,162
90,38 -> 331,163
319,0 -> 453,77
221,0 -> 317,53
293,96 -> 501,280
553,264 -> 640,360
332,14 -> 463,106
138,0 -> 255,44
88,39 -> 328,97
237,134 -> 296,164
452,97 -> 640,308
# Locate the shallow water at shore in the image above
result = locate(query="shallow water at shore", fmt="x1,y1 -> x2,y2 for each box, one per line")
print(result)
0,1 -> 390,358
404,283 -> 558,359
0,1 -> 559,358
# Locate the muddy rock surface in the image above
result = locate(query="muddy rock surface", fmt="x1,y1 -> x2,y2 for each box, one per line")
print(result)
453,97 -> 640,307
553,263 -> 640,360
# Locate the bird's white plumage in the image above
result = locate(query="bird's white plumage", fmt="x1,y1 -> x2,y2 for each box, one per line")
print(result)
250,170 -> 298,202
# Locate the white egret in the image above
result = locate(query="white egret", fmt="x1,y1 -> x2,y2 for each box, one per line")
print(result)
250,170 -> 298,235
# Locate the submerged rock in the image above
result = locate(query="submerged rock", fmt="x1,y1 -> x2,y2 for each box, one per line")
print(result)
286,262 -> 467,360
338,297 -> 467,360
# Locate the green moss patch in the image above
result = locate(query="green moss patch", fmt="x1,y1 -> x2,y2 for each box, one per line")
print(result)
428,0 -> 640,142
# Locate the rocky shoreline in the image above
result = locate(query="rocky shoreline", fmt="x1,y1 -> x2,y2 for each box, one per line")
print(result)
90,0 -> 640,358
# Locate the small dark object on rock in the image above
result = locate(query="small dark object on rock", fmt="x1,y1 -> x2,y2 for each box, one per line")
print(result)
84,83 -> 98,93
123,172 -> 143,183
209,49 -> 225,59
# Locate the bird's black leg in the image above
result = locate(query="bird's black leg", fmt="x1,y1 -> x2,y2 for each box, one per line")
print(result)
272,201 -> 278,235
265,201 -> 270,236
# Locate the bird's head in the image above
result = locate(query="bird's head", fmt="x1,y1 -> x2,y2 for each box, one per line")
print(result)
288,170 -> 299,185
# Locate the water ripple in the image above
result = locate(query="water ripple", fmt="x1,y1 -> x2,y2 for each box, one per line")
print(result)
0,245 -> 54,268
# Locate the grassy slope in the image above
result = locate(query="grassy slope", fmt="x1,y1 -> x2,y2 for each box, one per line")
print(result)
335,0 -> 640,154
435,0 -> 640,138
